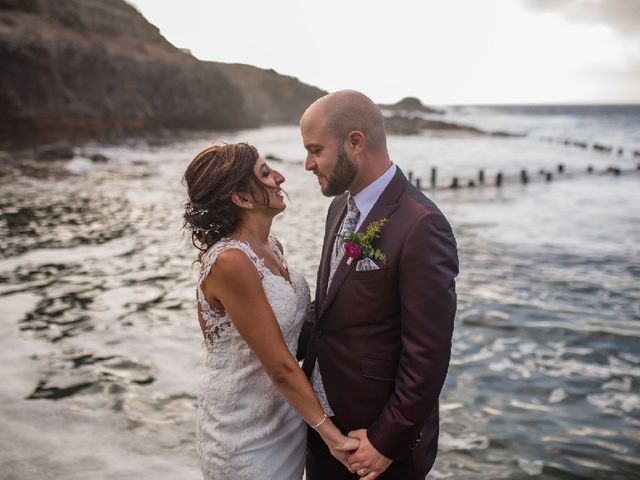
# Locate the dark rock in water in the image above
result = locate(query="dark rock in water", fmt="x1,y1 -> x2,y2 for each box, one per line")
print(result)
90,153 -> 108,163
265,154 -> 282,162
490,130 -> 519,138
380,97 -> 443,114
35,144 -> 74,161
593,143 -> 613,153
0,0 -> 325,149
384,115 -> 520,137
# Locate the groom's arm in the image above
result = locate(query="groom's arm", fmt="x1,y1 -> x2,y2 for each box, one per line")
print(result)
367,211 -> 459,460
296,301 -> 315,361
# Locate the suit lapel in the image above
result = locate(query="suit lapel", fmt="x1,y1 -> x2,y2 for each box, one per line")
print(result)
317,196 -> 348,308
317,167 -> 408,319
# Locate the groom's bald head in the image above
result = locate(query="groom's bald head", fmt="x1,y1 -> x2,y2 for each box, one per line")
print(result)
302,90 -> 388,153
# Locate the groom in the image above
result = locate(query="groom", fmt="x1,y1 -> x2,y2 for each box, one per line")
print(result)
298,90 -> 459,479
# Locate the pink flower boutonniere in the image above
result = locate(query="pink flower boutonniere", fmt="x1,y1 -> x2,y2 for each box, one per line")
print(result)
340,218 -> 388,266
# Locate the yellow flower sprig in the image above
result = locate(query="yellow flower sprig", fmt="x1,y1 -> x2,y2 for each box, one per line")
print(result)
340,218 -> 388,265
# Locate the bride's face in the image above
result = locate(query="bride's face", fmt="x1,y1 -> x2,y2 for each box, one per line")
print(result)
252,156 -> 286,212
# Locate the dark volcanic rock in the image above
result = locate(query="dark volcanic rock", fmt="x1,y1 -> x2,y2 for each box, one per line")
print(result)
35,143 -> 75,161
213,63 -> 326,125
0,0 -> 325,149
384,115 -> 520,137
380,97 -> 443,115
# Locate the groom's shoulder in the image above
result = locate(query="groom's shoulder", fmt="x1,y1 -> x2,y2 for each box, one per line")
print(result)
401,180 -> 447,221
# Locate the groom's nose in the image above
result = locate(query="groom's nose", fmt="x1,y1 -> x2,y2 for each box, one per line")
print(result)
304,156 -> 316,171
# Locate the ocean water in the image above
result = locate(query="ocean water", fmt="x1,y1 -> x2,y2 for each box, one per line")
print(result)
0,105 -> 639,479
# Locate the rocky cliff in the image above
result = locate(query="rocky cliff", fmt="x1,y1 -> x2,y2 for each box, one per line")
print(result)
212,63 -> 326,125
0,0 -> 325,149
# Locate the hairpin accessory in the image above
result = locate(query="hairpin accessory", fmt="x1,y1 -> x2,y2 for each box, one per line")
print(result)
185,203 -> 209,216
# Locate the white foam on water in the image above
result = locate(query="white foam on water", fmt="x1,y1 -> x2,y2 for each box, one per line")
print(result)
549,388 -> 567,404
439,431 -> 490,452
517,458 -> 544,476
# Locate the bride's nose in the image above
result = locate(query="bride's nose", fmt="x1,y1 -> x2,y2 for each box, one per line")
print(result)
274,170 -> 285,185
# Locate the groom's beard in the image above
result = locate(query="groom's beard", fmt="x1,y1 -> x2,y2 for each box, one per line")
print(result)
322,147 -> 357,197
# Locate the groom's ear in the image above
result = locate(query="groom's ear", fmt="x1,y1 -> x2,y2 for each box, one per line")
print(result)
347,131 -> 365,155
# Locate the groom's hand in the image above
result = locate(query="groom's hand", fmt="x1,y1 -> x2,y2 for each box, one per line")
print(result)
347,429 -> 392,480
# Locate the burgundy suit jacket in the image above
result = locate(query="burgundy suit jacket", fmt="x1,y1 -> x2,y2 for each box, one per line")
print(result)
298,167 -> 458,478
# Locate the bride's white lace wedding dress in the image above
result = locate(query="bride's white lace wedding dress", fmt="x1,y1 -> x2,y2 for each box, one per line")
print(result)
195,237 -> 310,480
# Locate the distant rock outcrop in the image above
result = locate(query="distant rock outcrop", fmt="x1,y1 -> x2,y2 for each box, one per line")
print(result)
0,0 -> 325,149
380,97 -> 443,115
384,115 -> 520,137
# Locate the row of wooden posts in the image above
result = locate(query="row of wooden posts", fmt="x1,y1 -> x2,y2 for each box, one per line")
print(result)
408,163 -> 640,190
540,137 -> 640,158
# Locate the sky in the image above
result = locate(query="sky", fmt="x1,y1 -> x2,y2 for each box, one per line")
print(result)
127,0 -> 640,106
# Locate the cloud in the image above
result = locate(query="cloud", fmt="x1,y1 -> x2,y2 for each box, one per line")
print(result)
523,0 -> 640,36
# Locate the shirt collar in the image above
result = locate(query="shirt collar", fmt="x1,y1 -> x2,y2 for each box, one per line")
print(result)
350,163 -> 397,229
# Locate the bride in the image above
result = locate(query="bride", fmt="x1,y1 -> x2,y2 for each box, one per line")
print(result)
183,143 -> 358,480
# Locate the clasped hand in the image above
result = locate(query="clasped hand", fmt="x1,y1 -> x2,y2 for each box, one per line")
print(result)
330,429 -> 392,479
347,429 -> 392,479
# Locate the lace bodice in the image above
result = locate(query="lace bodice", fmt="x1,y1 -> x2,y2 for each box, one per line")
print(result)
197,237 -> 307,355
195,237 -> 310,480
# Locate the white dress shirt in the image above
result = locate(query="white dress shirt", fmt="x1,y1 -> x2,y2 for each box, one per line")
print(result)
351,163 -> 397,230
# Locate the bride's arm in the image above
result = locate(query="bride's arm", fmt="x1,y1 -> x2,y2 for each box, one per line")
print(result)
203,248 -> 358,467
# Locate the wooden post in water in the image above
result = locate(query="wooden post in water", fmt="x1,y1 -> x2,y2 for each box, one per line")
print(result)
618,148 -> 624,156
468,180 -> 476,188
520,169 -> 529,184
416,177 -> 421,190
587,165 -> 594,173
478,169 -> 485,185
557,164 -> 565,174
408,171 -> 413,182
496,172 -> 503,187
450,177 -> 459,189
430,167 -> 437,188
545,172 -> 553,181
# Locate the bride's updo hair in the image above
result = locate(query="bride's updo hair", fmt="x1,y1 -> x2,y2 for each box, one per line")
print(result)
183,142 -> 270,261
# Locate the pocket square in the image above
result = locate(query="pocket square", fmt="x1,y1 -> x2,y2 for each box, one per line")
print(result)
356,258 -> 380,271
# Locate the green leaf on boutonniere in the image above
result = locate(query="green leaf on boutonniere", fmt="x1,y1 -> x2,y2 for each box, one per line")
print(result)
341,218 -> 388,264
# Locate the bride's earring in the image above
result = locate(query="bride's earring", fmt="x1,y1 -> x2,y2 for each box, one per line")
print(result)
249,203 -> 254,209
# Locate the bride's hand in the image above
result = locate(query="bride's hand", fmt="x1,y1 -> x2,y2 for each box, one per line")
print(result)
329,435 -> 360,472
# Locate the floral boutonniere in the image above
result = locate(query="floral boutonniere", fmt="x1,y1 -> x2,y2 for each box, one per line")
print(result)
339,218 -> 388,266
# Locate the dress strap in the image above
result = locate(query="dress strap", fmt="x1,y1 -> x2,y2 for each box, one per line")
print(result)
200,239 -> 265,283
268,235 -> 287,268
